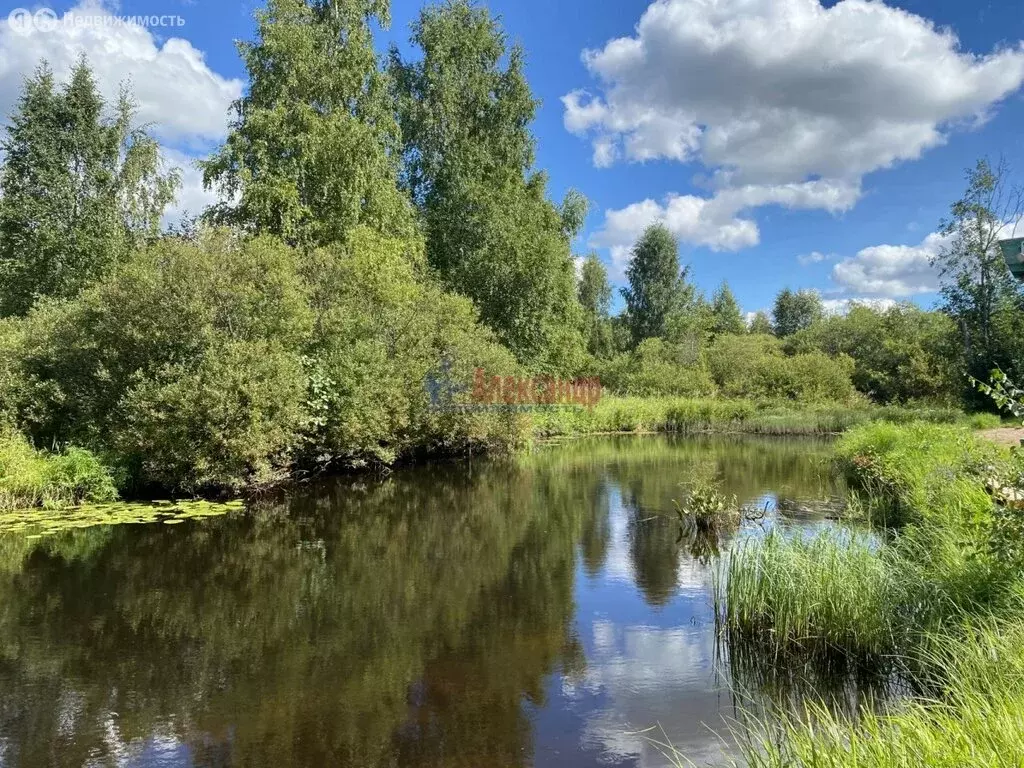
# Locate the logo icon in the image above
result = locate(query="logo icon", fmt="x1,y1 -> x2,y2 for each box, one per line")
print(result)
33,8 -> 58,33
7,8 -> 34,36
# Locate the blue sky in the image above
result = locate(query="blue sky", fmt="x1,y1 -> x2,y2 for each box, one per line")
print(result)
2,0 -> 1024,316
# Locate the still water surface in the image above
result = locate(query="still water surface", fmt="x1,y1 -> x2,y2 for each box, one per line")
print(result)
0,435 -> 843,768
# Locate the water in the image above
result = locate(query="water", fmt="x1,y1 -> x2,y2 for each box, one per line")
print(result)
0,434 -> 843,768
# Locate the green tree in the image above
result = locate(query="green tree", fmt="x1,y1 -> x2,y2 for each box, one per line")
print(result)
785,303 -> 961,404
622,223 -> 687,344
933,158 -> 1024,390
0,59 -> 179,316
772,288 -> 823,337
749,311 -> 773,335
390,0 -> 585,372
578,253 -> 614,358
711,281 -> 745,335
202,0 -> 412,246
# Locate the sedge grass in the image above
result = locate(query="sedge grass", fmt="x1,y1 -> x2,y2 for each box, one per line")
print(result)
719,530 -> 903,666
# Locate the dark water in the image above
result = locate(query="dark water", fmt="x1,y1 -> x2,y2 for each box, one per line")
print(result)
0,435 -> 843,768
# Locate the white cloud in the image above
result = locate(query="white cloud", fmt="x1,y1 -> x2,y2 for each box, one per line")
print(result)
568,0 -> 1024,256
591,179 -> 859,275
830,231 -> 950,296
0,0 -> 241,147
564,0 -> 1024,185
798,251 -> 833,266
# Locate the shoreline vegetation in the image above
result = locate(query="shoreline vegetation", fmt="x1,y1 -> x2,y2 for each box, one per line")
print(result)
0,396 -> 1005,515
709,421 -> 1024,767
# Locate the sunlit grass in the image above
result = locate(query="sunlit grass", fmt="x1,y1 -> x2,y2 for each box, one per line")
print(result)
719,530 -> 903,666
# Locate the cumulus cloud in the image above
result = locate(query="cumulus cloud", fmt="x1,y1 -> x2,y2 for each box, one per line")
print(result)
830,231 -> 950,296
569,0 -> 1024,256
564,0 -> 1024,184
0,0 -> 241,146
591,179 -> 859,275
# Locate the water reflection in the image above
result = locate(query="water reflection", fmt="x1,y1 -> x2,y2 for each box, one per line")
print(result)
0,435 -> 838,767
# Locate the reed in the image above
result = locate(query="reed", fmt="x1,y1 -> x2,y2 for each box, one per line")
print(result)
718,530 -> 904,665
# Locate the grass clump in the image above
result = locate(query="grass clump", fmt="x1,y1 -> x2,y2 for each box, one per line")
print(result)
720,530 -> 902,666
737,620 -> 1024,768
0,429 -> 117,511
833,421 -> 999,527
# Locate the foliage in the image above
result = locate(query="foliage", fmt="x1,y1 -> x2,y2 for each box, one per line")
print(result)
390,0 -> 584,371
202,0 -> 412,246
0,60 -> 179,316
578,253 -> 616,358
707,333 -> 857,403
622,223 -> 691,344
933,158 -> 1024,402
749,310 -> 773,335
0,428 -> 116,511
711,281 -> 746,335
772,288 -> 823,337
787,303 -> 962,405
0,226 -> 524,492
598,338 -> 714,397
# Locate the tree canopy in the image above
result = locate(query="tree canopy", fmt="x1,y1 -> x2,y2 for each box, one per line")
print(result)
0,59 -> 178,316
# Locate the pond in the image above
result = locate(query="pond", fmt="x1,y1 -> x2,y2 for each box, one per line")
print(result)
0,434 -> 848,768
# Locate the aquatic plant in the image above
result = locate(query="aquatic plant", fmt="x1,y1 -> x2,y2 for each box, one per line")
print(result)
719,530 -> 903,665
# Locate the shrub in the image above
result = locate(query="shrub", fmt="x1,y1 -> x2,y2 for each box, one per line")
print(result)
0,429 -> 116,510
598,338 -> 714,397
707,334 -> 857,403
0,228 -> 522,491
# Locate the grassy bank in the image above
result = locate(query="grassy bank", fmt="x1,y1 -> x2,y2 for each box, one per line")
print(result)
716,421 -> 1024,766
0,429 -> 117,510
529,396 -> 977,439
0,396 -> 988,513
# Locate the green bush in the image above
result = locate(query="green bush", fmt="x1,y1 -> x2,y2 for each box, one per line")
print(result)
0,429 -> 116,510
708,334 -> 857,403
598,338 -> 714,397
0,228 -> 521,492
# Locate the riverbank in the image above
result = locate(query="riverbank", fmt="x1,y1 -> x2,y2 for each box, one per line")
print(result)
0,398 -> 996,513
716,421 -> 1024,766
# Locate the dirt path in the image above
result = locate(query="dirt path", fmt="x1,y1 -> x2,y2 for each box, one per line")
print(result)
978,427 -> 1024,447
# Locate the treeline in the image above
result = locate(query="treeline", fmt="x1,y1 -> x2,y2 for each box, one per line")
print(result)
581,158 -> 1024,410
0,0 -> 1020,496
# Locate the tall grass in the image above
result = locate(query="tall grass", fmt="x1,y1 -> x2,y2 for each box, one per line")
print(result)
735,620 -> 1024,768
529,397 -> 970,440
719,530 -> 903,666
833,421 -> 999,527
0,429 -> 117,511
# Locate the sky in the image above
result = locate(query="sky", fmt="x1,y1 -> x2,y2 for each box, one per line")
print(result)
1,0 -> 1024,318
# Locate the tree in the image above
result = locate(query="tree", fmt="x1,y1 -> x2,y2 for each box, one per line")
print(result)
772,288 -> 823,337
749,311 -> 773,335
785,303 -> 961,404
0,59 -> 179,316
933,158 -> 1024,388
202,0 -> 412,247
622,224 -> 688,344
711,281 -> 745,335
578,253 -> 614,358
389,0 -> 584,371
